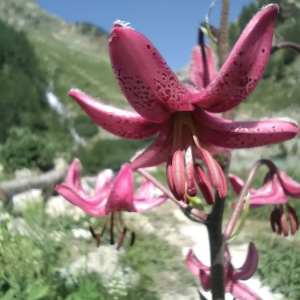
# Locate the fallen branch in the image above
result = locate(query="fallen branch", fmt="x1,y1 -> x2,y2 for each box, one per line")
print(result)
0,169 -> 67,199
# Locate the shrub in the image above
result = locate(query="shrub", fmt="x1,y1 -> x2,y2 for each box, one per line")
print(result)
0,127 -> 55,172
73,114 -> 98,139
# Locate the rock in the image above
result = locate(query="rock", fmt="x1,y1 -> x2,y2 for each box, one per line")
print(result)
45,195 -> 85,218
123,212 -> 155,234
59,246 -> 139,287
7,217 -> 29,236
54,157 -> 69,171
72,228 -> 91,239
12,189 -> 42,212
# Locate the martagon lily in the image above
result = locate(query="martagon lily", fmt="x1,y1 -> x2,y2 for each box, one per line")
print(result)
186,243 -> 261,300
229,169 -> 300,236
68,4 -> 298,204
56,159 -> 167,248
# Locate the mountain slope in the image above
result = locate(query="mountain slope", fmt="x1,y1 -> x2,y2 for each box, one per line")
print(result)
0,0 -> 127,112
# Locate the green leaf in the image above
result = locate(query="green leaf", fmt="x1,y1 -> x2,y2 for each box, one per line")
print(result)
228,193 -> 250,243
26,283 -> 49,300
205,0 -> 217,42
0,289 -> 15,300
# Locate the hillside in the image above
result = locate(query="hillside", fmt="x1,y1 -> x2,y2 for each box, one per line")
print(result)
0,0 -> 126,111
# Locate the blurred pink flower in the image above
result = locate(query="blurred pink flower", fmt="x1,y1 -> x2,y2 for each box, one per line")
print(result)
68,4 -> 298,203
56,159 -> 167,248
229,170 -> 300,236
186,243 -> 261,300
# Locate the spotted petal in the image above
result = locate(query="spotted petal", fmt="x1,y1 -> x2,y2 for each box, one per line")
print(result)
191,4 -> 278,112
110,23 -> 193,122
193,108 -> 298,149
69,89 -> 162,139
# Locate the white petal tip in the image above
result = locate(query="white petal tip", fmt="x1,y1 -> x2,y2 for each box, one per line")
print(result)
114,20 -> 133,29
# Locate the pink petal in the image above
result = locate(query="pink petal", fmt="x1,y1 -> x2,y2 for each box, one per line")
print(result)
66,158 -> 83,191
200,269 -> 211,291
192,4 -> 279,112
55,184 -> 108,216
105,164 -> 134,212
134,178 -> 155,199
233,242 -> 258,280
277,170 -> 300,198
110,24 -> 194,119
231,281 -> 263,300
186,249 -> 210,278
248,174 -> 287,207
133,194 -> 168,212
95,169 -> 114,194
229,174 -> 255,196
193,108 -> 299,148
130,122 -> 172,169
68,89 -> 162,139
189,45 -> 215,90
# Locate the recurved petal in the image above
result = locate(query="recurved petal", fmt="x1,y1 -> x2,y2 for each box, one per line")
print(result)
248,174 -> 287,207
105,164 -> 134,212
110,24 -> 193,120
130,121 -> 172,169
229,174 -> 257,196
95,169 -> 114,194
277,170 -> 300,198
55,184 -> 108,216
134,178 -> 155,199
231,281 -> 263,300
133,194 -> 168,212
69,89 -> 162,139
189,45 -> 215,90
66,158 -> 83,191
186,249 -> 210,278
193,108 -> 299,149
233,242 -> 258,280
192,4 -> 279,112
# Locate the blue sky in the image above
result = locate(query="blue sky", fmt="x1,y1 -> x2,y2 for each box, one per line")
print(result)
35,0 -> 255,71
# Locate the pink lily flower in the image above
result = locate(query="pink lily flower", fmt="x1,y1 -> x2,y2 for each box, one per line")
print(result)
186,243 -> 261,300
56,159 -> 167,248
68,4 -> 298,204
229,171 -> 299,236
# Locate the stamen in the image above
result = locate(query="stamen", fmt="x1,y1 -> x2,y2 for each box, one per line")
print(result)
172,150 -> 185,198
166,157 -> 181,200
185,146 -> 197,197
287,204 -> 299,235
116,227 -> 127,250
130,231 -> 136,246
193,163 -> 214,205
110,212 -> 115,245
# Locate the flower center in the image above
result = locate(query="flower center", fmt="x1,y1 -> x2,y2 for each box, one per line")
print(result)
166,112 -> 225,204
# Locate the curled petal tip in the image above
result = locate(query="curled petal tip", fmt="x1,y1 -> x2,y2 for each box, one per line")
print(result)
234,242 -> 258,280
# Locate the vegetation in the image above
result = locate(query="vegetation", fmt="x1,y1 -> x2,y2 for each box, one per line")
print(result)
76,138 -> 153,174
